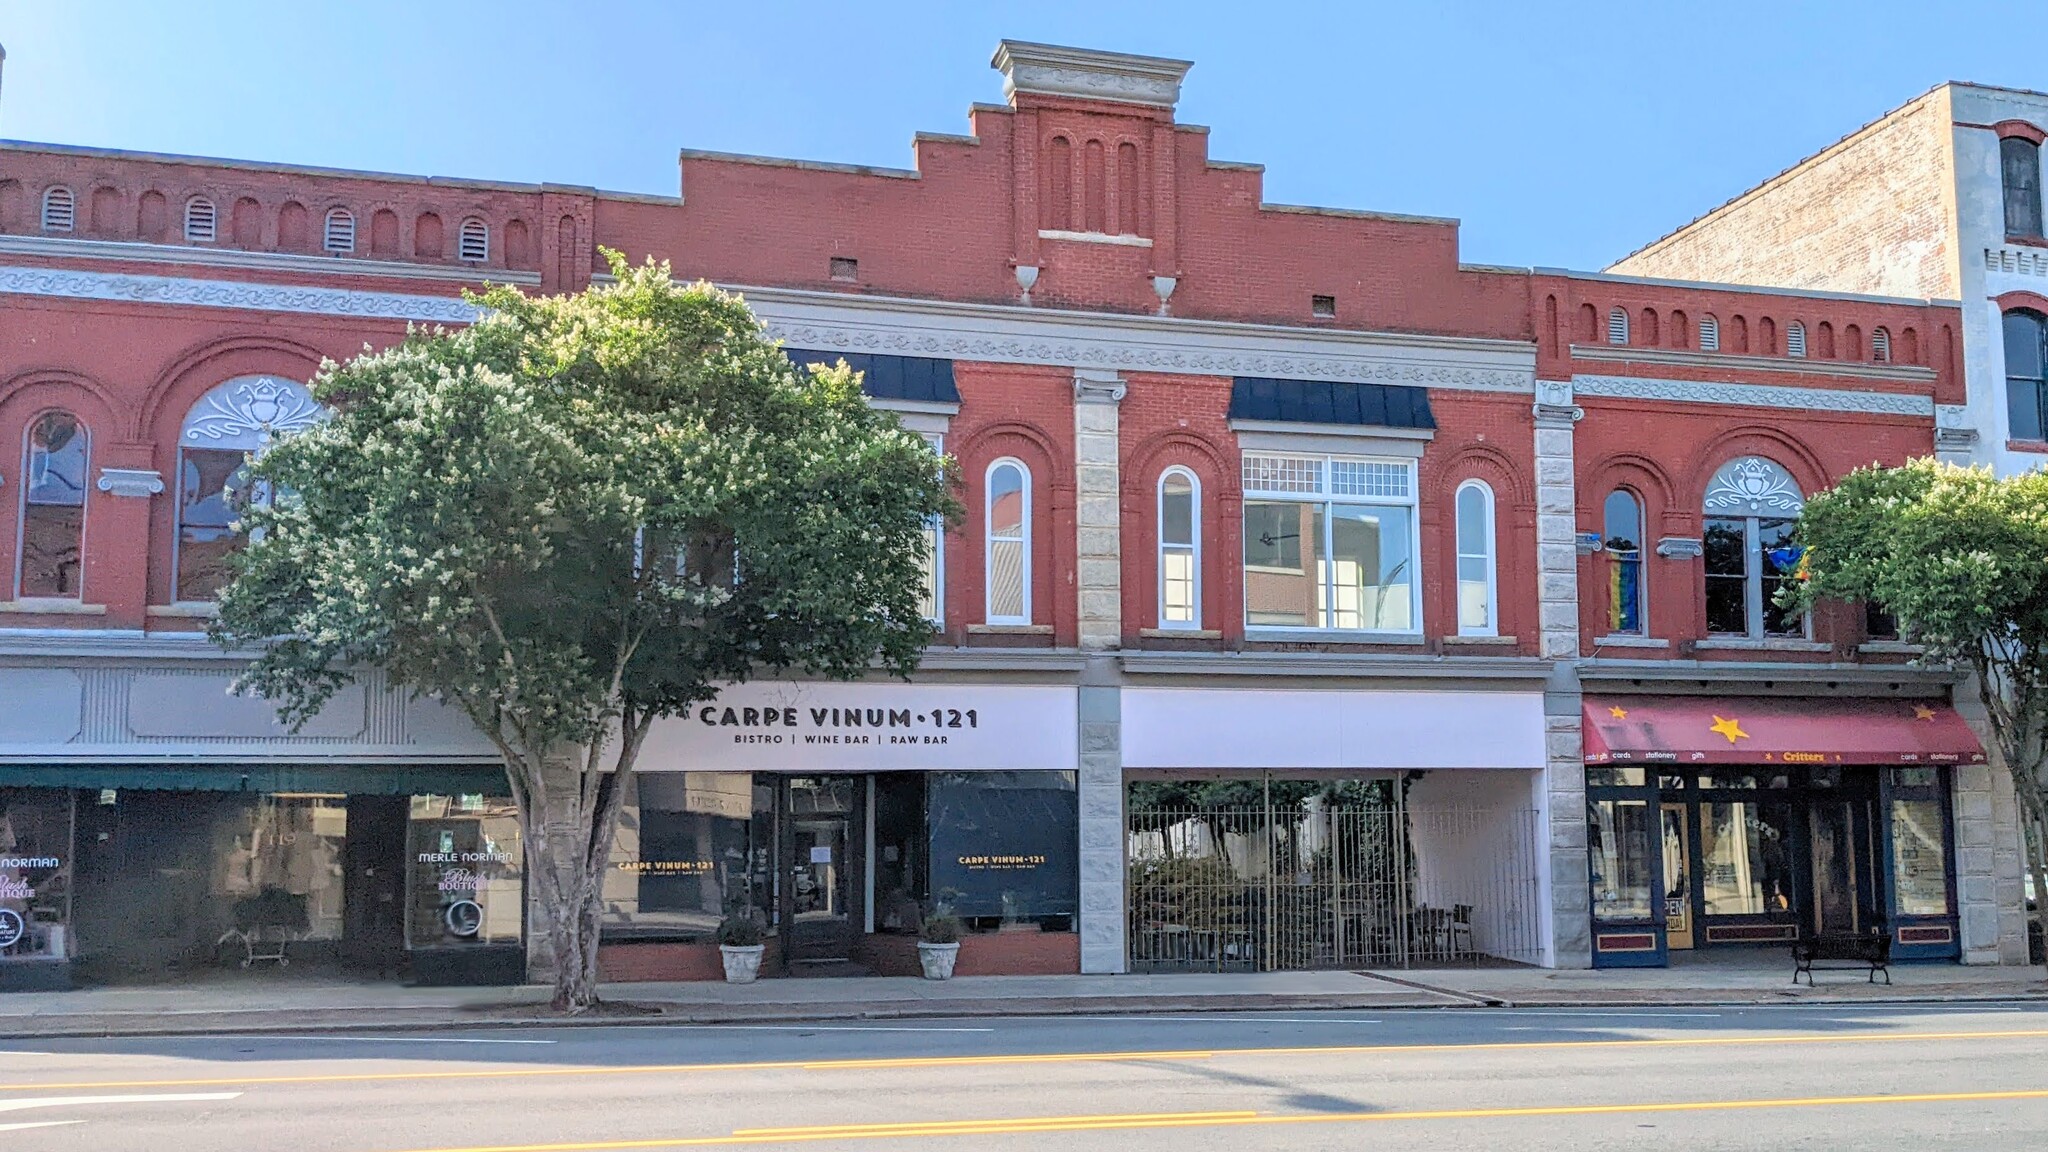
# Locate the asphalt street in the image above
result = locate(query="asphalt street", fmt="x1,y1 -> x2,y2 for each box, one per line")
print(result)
2,1003 -> 2045,1150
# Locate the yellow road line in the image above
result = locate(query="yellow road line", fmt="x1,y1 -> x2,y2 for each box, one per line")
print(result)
3,1028 -> 2046,1094
385,1088 -> 2048,1151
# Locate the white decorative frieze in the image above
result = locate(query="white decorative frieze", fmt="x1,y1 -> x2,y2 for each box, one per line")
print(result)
94,468 -> 165,498
0,265 -> 484,324
1574,373 -> 1934,417
183,376 -> 325,448
1704,456 -> 1805,515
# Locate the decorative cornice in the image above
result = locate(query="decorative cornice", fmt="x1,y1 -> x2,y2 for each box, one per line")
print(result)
1569,343 -> 1937,384
740,285 -> 1537,393
1572,373 -> 1934,417
991,41 -> 1192,109
1118,650 -> 1553,682
1073,368 -> 1127,405
95,468 -> 165,498
1533,378 -> 1582,426
0,234 -> 542,286
0,264 -> 484,323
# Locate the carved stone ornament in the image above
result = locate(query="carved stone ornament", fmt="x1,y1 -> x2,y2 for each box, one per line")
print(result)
1015,264 -> 1039,303
1703,456 -> 1805,515
1073,368 -> 1127,405
991,41 -> 1193,109
0,265 -> 482,324
1152,276 -> 1177,315
1656,537 -> 1705,560
95,468 -> 166,498
182,376 -> 326,451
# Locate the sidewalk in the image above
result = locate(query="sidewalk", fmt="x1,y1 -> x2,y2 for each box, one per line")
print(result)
0,961 -> 2041,1039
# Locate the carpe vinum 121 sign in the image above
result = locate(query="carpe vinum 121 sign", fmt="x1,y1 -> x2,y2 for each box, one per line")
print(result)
638,682 -> 1078,772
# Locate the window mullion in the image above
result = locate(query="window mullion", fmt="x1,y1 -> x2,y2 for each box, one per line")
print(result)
1744,517 -> 1763,639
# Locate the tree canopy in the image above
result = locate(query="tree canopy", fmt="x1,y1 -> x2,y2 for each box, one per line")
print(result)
212,254 -> 957,1007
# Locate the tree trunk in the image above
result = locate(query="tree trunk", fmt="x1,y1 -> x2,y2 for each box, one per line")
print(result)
519,750 -> 630,1014
2017,787 -> 2048,972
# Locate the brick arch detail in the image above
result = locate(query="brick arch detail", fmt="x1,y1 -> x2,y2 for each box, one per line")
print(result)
0,367 -> 124,436
1121,428 -> 1233,637
1682,426 -> 1831,505
1993,119 -> 2047,146
138,334 -> 329,442
1428,441 -> 1533,509
1995,290 -> 2048,316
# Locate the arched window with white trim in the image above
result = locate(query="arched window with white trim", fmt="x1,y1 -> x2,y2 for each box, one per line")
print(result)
1158,467 -> 1200,629
17,411 -> 89,599
175,376 -> 325,601
1603,488 -> 1645,636
1455,480 -> 1496,636
984,459 -> 1031,624
1703,456 -> 1806,638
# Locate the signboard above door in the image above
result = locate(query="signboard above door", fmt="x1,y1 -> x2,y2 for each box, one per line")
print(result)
636,682 -> 1078,772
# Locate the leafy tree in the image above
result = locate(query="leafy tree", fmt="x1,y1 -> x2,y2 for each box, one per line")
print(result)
1788,458 -> 2048,960
212,255 -> 956,1011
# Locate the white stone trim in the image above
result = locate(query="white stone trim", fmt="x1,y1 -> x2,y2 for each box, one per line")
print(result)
992,40 -> 1192,109
1573,373 -> 1934,416
1233,425 -> 1430,459
0,234 -> 541,286
1039,229 -> 1153,248
1570,342 -> 1937,384
0,264 -> 483,323
742,285 -> 1536,392
95,468 -> 164,497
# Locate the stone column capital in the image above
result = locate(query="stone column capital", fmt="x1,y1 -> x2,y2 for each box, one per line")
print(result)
1074,368 -> 1127,405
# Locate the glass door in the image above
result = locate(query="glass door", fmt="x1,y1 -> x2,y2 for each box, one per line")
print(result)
1808,797 -> 1880,936
1661,802 -> 1694,951
1587,767 -> 1665,967
781,777 -> 862,967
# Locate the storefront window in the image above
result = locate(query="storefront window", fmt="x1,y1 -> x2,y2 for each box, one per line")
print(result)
1699,801 -> 1794,916
0,790 -> 74,961
927,771 -> 1077,926
602,774 -> 770,941
407,795 -> 523,949
1587,766 -> 1645,788
1587,797 -> 1653,921
1891,790 -> 1951,917
216,794 -> 348,943
873,773 -> 928,934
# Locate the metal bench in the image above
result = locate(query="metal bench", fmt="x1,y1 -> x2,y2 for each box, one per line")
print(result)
1792,929 -> 1891,986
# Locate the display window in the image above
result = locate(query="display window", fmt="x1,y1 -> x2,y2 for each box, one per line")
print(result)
407,795 -> 523,949
0,789 -> 75,962
601,773 -> 772,942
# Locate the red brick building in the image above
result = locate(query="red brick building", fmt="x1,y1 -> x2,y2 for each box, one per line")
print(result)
0,41 -> 2009,989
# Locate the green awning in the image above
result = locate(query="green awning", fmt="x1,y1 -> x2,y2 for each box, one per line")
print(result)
0,763 -> 508,796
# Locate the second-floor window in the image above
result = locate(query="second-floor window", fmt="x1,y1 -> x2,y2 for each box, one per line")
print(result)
1602,489 -> 1644,635
1242,452 -> 1418,634
18,411 -> 89,599
1702,456 -> 1806,639
1455,480 -> 1496,636
2007,309 -> 2048,442
984,459 -> 1031,624
2004,135 -> 2044,240
1158,467 -> 1200,629
175,376 -> 325,601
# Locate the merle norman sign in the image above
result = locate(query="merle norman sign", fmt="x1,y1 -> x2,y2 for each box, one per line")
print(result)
636,682 -> 1078,772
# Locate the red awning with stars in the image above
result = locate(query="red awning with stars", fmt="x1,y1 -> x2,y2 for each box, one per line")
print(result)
1582,696 -> 1986,766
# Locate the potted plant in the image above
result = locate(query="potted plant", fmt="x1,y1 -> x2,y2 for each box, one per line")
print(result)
717,914 -> 765,984
917,914 -> 964,981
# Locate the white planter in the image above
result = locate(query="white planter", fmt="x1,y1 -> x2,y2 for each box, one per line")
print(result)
720,943 -> 766,984
917,941 -> 960,981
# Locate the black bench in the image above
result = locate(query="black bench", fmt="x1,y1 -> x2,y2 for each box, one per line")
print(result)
1792,929 -> 1891,985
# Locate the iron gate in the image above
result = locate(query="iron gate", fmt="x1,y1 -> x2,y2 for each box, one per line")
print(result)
1126,779 -> 1542,971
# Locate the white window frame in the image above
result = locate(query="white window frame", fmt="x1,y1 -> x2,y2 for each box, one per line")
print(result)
1454,479 -> 1497,637
1157,466 -> 1201,630
16,410 -> 91,601
1240,451 -> 1422,638
983,457 -> 1031,625
921,433 -> 945,626
173,376 -> 326,603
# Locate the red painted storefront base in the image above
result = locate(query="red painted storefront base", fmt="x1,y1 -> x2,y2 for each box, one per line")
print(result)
597,931 -> 1079,982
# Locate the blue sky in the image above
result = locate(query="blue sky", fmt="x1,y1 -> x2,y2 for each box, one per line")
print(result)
1,1 -> 2039,270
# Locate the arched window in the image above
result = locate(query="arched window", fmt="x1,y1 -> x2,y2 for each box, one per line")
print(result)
1786,321 -> 1807,358
1872,326 -> 1892,363
323,207 -> 355,254
984,459 -> 1031,624
458,217 -> 490,262
2004,136 -> 2044,240
1158,468 -> 1200,629
1703,457 -> 1806,638
1455,480 -> 1496,637
2008,309 -> 2048,441
1602,489 -> 1644,636
17,412 -> 89,599
41,186 -> 75,232
1699,313 -> 1721,352
175,376 -> 324,601
1607,307 -> 1629,345
183,196 -> 217,243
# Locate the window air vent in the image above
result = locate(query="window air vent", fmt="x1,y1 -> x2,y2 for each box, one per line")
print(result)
184,197 -> 217,243
41,187 -> 75,232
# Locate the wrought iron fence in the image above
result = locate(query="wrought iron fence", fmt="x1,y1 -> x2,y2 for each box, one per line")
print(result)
1126,782 -> 1543,972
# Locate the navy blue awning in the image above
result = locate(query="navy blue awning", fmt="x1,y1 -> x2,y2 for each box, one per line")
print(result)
785,349 -> 960,405
1228,377 -> 1435,430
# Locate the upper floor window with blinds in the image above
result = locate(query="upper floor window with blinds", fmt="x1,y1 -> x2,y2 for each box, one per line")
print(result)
1699,314 -> 1720,352
2004,136 -> 2044,240
183,196 -> 217,243
40,186 -> 75,232
458,217 -> 490,262
324,208 -> 356,254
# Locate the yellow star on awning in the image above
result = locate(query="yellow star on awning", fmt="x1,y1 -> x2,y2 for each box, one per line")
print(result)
1709,715 -> 1749,744
1912,705 -> 1937,721
1608,706 -> 1629,719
